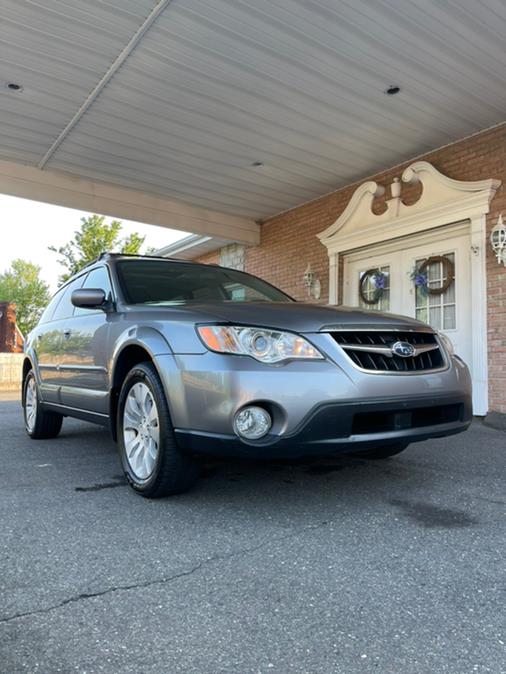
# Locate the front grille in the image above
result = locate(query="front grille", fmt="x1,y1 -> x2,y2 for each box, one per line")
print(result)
331,331 -> 445,373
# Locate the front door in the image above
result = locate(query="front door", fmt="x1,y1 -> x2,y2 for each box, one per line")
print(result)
59,266 -> 113,415
343,227 -> 473,385
35,275 -> 86,403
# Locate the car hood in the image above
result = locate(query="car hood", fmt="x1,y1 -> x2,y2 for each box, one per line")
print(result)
132,302 -> 429,333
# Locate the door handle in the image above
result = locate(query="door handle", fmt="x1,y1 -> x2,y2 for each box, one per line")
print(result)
63,329 -> 71,339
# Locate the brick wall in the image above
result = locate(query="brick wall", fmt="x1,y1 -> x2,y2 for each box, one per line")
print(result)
0,302 -> 23,353
197,124 -> 506,413
197,250 -> 220,266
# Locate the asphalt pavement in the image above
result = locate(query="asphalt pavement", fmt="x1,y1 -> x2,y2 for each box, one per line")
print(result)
0,397 -> 504,674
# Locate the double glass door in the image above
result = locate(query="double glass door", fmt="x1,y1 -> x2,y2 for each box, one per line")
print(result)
343,233 -> 471,368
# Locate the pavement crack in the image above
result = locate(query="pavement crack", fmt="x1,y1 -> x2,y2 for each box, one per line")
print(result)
0,563 -> 205,625
0,520 -> 329,625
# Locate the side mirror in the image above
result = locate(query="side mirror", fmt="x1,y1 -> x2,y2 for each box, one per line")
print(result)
71,288 -> 107,310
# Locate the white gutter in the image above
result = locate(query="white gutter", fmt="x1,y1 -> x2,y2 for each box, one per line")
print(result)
155,233 -> 233,260
156,235 -> 213,257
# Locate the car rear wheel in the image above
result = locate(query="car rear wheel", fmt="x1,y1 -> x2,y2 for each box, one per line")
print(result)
23,370 -> 63,439
117,362 -> 197,498
355,443 -> 409,460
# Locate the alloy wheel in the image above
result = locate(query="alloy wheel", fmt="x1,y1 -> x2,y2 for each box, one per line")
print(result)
122,382 -> 160,480
25,377 -> 38,432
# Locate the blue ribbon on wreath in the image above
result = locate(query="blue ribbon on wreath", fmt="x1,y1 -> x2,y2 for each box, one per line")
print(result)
410,269 -> 429,295
359,269 -> 388,304
373,272 -> 387,290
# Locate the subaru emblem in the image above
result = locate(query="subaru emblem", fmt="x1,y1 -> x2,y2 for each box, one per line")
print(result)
391,341 -> 416,358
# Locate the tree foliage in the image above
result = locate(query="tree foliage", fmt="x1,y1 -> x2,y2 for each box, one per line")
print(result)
0,259 -> 51,335
49,214 -> 145,284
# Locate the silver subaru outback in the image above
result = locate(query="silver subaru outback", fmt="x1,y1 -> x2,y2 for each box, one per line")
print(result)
22,253 -> 472,497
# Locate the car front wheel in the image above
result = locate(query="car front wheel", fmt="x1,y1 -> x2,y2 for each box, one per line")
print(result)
117,362 -> 197,498
23,370 -> 63,439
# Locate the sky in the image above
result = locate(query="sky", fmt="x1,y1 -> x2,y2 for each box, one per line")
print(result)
0,194 -> 188,291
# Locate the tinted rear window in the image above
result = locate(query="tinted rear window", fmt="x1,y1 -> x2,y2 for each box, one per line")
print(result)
116,260 -> 291,305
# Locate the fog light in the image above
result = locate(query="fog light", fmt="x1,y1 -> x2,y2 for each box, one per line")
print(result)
234,406 -> 272,440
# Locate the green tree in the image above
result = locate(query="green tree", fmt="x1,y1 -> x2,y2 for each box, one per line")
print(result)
49,214 -> 145,284
0,259 -> 51,335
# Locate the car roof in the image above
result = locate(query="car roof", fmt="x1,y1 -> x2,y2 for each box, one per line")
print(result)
67,252 -> 230,282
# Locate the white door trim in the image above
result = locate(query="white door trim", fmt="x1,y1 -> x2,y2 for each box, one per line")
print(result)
317,161 -> 501,416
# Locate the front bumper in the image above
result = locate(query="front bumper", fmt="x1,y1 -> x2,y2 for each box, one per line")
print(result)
154,341 -> 473,458
174,392 -> 472,458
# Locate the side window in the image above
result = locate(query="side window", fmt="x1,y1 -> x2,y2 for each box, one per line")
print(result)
38,288 -> 65,325
82,267 -> 112,295
73,267 -> 113,316
51,276 -> 86,322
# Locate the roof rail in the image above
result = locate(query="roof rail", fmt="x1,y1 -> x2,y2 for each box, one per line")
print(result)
103,252 -> 186,262
79,252 -> 186,270
77,254 -> 107,271
59,252 -> 190,287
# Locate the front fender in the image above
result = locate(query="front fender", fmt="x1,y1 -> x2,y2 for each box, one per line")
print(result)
109,325 -> 173,373
108,327 -> 178,441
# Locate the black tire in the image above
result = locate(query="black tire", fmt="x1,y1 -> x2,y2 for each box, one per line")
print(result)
354,443 -> 409,460
117,362 -> 198,498
23,370 -> 63,439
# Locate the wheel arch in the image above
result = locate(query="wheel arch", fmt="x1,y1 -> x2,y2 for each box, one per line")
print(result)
109,343 -> 154,441
109,326 -> 178,441
21,357 -> 34,396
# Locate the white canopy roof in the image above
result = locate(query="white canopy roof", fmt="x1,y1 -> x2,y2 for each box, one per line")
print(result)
1,0 -> 505,241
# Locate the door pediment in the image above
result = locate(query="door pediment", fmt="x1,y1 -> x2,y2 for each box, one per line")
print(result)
319,161 -> 501,417
318,161 -> 500,253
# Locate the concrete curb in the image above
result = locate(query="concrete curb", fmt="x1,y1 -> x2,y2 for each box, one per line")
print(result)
483,411 -> 506,433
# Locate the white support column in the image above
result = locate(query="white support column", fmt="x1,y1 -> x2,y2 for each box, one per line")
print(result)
328,252 -> 339,304
469,214 -> 489,416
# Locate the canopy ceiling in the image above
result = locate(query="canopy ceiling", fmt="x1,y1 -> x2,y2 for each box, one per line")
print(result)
1,0 -> 505,226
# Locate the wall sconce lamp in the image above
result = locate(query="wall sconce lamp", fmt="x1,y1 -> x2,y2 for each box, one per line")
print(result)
303,264 -> 321,300
490,214 -> 506,266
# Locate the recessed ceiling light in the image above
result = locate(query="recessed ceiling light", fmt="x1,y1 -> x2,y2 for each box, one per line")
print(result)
6,82 -> 23,92
251,161 -> 264,167
385,85 -> 401,95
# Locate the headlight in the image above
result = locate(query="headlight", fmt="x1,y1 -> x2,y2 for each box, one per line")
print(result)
197,325 -> 324,364
437,331 -> 455,356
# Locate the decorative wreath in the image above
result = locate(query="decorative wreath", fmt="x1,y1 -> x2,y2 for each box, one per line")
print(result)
359,268 -> 387,305
411,255 -> 455,296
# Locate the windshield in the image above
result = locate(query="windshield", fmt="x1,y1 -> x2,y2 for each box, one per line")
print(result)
116,260 -> 293,305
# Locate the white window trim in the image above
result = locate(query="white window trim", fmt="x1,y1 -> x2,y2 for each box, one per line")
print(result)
317,161 -> 501,416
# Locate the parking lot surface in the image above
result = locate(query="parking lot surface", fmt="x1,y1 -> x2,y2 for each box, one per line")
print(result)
0,397 -> 504,674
